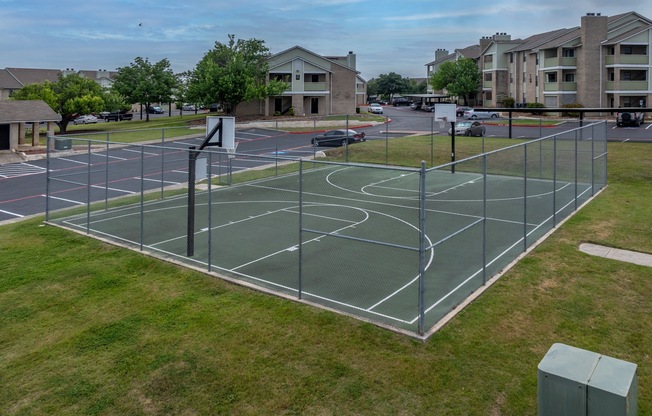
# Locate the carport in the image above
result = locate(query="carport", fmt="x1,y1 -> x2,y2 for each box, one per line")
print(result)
0,100 -> 59,152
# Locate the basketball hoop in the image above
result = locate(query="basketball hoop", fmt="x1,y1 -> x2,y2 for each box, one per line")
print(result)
226,140 -> 239,159
438,116 -> 447,129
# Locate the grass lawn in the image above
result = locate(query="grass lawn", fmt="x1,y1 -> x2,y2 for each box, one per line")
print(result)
1,138 -> 651,414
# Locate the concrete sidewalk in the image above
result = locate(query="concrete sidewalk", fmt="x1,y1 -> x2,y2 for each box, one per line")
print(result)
580,243 -> 652,267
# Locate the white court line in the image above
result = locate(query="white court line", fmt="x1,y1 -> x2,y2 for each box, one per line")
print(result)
0,209 -> 24,218
91,184 -> 136,194
136,177 -> 181,185
91,153 -> 127,160
44,195 -> 85,205
122,148 -> 159,156
238,131 -> 272,138
57,157 -> 89,166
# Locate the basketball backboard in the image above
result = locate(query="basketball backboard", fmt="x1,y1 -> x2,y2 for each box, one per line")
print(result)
206,116 -> 236,149
434,104 -> 456,124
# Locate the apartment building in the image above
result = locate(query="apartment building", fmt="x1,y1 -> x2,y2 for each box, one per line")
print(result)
237,46 -> 365,117
0,68 -> 117,100
430,11 -> 652,109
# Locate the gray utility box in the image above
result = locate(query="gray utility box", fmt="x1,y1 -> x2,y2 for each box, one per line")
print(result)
538,343 -> 637,416
54,138 -> 72,150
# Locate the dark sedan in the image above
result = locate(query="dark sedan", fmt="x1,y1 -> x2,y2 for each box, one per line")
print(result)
311,129 -> 366,147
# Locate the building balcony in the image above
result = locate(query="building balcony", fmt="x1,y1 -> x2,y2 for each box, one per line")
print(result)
543,82 -> 577,91
542,57 -> 577,68
560,57 -> 576,67
484,62 -> 493,71
620,55 -> 649,65
606,80 -> 649,91
304,82 -> 327,91
483,80 -> 493,89
605,55 -> 648,65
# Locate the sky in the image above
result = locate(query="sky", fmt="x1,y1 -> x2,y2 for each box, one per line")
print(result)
2,1 -> 652,81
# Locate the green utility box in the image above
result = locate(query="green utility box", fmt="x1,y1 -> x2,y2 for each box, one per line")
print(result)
54,138 -> 72,150
538,343 -> 637,416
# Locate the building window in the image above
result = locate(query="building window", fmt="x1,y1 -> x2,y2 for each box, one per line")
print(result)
546,73 -> 557,83
535,75 -> 539,86
523,54 -> 527,62
510,53 -> 513,63
310,74 -> 319,82
485,91 -> 493,101
564,73 -> 575,82
484,55 -> 493,63
562,48 -> 575,57
484,73 -> 492,82
622,46 -> 633,55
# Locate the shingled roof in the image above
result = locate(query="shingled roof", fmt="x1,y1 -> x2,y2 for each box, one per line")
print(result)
0,100 -> 60,123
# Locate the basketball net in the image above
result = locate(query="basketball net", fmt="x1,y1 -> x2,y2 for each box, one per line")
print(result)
227,141 -> 239,159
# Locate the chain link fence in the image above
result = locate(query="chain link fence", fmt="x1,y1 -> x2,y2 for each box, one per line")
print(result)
45,120 -> 607,338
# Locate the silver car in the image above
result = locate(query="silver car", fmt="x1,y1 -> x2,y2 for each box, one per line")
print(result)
448,121 -> 486,137
464,109 -> 500,119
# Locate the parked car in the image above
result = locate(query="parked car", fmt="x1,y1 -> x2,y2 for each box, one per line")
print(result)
368,103 -> 383,114
98,111 -> 110,119
616,111 -> 644,127
182,104 -> 196,111
73,115 -> 98,125
392,97 -> 411,106
464,109 -> 500,119
422,104 -> 434,112
311,129 -> 366,147
147,106 -> 164,114
105,111 -> 133,122
456,106 -> 472,117
448,121 -> 486,137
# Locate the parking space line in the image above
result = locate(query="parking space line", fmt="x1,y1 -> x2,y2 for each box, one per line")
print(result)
0,209 -> 24,218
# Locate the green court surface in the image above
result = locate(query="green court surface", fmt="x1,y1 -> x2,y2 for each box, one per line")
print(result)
54,161 -> 597,335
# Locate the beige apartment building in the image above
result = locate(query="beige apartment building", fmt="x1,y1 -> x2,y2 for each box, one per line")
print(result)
428,11 -> 652,109
238,46 -> 366,117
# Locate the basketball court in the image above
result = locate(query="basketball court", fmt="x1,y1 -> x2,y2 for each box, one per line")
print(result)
46,117 -> 607,337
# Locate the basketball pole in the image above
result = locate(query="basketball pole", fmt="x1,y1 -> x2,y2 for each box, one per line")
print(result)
451,121 -> 456,174
187,146 -> 198,256
187,118 -> 224,257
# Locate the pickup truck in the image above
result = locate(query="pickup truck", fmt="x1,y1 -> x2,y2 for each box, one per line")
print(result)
616,111 -> 644,127
105,111 -> 133,122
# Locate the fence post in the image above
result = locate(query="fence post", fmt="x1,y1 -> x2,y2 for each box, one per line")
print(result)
482,153 -> 488,285
140,145 -> 145,251
553,136 -> 558,227
298,160 -> 304,300
418,161 -> 427,335
45,134 -> 51,222
207,150 -> 213,272
523,144 -> 528,252
86,141 -> 92,235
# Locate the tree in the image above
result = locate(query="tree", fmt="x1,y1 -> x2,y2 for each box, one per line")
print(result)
188,35 -> 287,116
11,73 -> 105,133
403,78 -> 427,94
430,58 -> 481,105
375,72 -> 406,101
112,57 -> 177,121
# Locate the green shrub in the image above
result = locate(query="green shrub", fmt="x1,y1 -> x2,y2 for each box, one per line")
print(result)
274,111 -> 281,117
527,102 -> 545,115
288,107 -> 295,116
561,103 -> 583,118
501,97 -> 515,108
